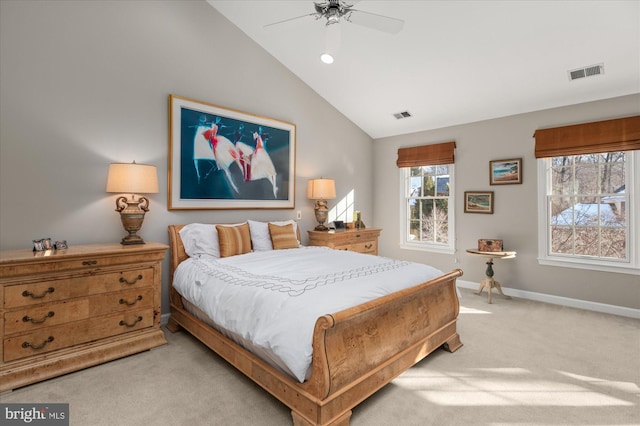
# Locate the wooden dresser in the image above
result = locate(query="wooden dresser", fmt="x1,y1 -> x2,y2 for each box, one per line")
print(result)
307,228 -> 382,255
0,242 -> 168,392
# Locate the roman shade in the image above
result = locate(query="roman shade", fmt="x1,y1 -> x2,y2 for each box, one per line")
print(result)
396,141 -> 456,167
534,115 -> 640,158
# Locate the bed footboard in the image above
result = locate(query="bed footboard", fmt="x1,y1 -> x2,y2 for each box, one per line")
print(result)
297,269 -> 463,425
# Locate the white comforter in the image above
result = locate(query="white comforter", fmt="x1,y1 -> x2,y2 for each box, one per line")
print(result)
172,246 -> 443,382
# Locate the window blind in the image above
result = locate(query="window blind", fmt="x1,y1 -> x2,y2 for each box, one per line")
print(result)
534,115 -> 640,158
396,141 -> 456,167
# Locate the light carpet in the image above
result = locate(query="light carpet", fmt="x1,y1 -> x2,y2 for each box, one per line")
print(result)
1,289 -> 638,425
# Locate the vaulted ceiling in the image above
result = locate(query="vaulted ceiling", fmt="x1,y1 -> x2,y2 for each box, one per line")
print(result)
209,1 -> 640,139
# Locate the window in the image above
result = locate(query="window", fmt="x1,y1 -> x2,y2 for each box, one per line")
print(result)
535,116 -> 640,274
397,142 -> 456,254
401,165 -> 454,253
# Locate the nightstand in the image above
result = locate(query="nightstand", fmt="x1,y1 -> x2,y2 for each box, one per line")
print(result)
307,228 -> 382,255
0,242 -> 168,392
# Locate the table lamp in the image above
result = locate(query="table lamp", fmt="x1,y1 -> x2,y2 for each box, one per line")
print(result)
106,161 -> 159,245
307,178 -> 336,231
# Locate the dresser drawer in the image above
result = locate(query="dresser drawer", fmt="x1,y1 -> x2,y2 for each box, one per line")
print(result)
336,240 -> 378,254
3,267 -> 153,308
4,287 -> 154,335
3,308 -> 154,362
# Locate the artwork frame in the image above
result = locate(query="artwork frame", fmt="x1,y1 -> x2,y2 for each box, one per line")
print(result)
464,191 -> 494,214
490,158 -> 522,185
169,95 -> 296,210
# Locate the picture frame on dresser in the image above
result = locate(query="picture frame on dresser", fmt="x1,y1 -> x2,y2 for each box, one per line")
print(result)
54,240 -> 68,250
42,238 -> 53,250
168,95 -> 296,210
32,239 -> 45,251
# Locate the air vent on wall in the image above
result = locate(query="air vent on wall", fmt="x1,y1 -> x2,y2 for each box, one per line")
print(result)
393,111 -> 412,119
568,63 -> 604,81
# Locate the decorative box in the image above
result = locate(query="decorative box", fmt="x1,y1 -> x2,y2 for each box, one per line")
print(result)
478,239 -> 503,252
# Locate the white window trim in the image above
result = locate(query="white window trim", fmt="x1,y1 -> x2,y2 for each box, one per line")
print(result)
536,151 -> 640,275
399,165 -> 456,255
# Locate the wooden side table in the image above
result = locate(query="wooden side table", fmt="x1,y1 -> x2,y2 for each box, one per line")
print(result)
466,249 -> 516,304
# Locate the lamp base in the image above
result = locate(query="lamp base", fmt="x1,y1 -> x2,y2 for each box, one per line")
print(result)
313,199 -> 330,233
120,235 -> 146,245
115,195 -> 149,246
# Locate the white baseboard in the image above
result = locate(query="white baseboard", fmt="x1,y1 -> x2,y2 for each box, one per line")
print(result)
456,279 -> 640,319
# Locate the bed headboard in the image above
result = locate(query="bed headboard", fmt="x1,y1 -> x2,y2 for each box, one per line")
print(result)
167,223 -> 302,285
167,225 -> 188,282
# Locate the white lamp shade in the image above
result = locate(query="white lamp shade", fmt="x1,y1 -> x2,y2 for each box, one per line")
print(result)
307,179 -> 336,200
106,162 -> 159,194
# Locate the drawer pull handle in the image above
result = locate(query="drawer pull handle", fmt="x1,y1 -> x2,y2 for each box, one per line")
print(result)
23,311 -> 55,324
22,336 -> 54,350
119,295 -> 143,306
82,260 -> 98,266
119,316 -> 143,327
22,287 -> 55,299
365,244 -> 372,249
119,274 -> 143,285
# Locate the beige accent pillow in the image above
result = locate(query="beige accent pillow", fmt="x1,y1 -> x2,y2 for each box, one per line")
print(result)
216,223 -> 252,258
268,223 -> 300,250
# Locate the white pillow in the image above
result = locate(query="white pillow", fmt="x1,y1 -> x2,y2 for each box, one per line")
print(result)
179,223 -> 245,258
248,220 -> 298,251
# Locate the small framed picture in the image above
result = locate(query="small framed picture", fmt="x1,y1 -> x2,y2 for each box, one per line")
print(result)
54,240 -> 68,250
33,239 -> 45,251
464,191 -> 494,214
42,238 -> 53,250
490,158 -> 522,185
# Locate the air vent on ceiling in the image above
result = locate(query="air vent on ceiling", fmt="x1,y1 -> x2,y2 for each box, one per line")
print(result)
568,63 -> 604,81
393,111 -> 412,119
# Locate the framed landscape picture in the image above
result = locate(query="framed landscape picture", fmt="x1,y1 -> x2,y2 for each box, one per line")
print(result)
490,158 -> 522,185
168,95 -> 296,210
464,191 -> 494,214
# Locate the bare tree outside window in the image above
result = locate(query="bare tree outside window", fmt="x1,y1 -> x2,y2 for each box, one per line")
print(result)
407,166 -> 450,245
549,152 -> 628,260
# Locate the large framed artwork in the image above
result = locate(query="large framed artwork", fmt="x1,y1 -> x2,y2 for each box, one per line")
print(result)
169,95 -> 296,210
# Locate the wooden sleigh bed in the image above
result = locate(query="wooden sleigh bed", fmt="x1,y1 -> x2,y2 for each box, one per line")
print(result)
166,224 -> 463,426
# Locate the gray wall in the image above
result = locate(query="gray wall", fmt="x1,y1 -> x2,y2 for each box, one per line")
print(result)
1,0 -> 637,312
0,1 -> 374,312
373,94 -> 640,310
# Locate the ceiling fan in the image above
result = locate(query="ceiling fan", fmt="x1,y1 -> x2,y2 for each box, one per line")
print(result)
264,0 -> 404,35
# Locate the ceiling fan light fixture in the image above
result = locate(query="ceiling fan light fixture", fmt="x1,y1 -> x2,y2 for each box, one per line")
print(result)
326,8 -> 340,25
320,53 -> 334,64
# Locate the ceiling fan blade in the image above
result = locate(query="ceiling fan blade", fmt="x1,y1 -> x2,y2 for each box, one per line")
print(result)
264,12 -> 319,29
348,9 -> 404,34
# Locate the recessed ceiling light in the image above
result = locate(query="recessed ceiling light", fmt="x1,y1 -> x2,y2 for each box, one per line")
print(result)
320,53 -> 334,64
